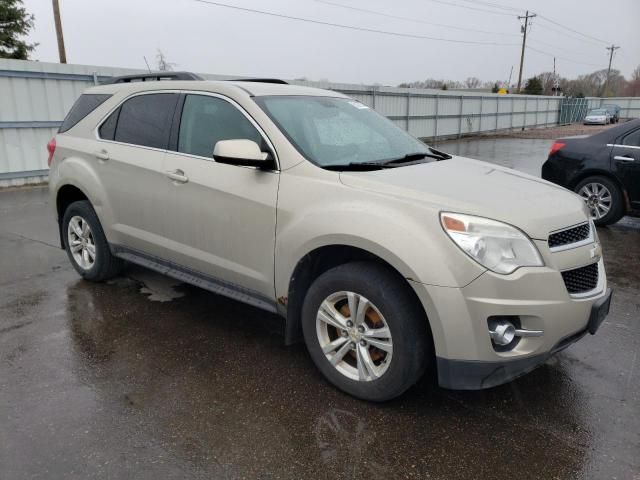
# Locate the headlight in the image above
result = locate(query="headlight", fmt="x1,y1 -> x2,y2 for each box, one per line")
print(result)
440,212 -> 544,274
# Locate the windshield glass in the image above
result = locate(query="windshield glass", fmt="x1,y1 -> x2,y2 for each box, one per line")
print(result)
254,96 -> 430,167
589,109 -> 606,115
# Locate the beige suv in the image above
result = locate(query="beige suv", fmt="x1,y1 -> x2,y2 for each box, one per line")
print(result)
48,73 -> 612,401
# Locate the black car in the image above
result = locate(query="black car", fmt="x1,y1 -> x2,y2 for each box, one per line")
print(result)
602,104 -> 621,123
542,118 -> 640,225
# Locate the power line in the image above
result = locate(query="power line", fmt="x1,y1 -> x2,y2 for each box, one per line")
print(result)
422,0 -> 516,16
533,22 -> 608,48
536,14 -> 610,45
312,0 -> 520,37
450,0 -> 614,46
526,45 -> 606,69
454,0 -> 522,13
528,38 -> 607,63
194,0 -> 521,46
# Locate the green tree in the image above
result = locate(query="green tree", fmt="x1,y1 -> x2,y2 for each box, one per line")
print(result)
524,76 -> 543,95
0,0 -> 36,59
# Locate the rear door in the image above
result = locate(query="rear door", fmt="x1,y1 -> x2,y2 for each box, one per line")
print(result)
162,93 -> 279,299
96,92 -> 179,257
611,128 -> 640,209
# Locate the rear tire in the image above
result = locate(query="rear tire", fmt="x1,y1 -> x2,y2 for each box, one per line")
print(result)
301,261 -> 430,401
574,176 -> 625,226
62,200 -> 123,281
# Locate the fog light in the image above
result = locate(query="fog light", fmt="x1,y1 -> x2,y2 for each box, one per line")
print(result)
490,321 -> 516,346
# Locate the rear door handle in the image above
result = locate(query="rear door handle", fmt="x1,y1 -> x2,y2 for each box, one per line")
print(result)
166,169 -> 189,184
94,150 -> 109,161
614,155 -> 635,162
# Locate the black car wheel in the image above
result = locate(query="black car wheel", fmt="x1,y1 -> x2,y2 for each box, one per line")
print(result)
575,176 -> 625,226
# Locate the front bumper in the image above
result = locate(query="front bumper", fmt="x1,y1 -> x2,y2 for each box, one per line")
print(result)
436,288 -> 612,389
409,243 -> 611,390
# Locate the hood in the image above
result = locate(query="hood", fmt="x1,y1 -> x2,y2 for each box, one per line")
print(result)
339,156 -> 587,240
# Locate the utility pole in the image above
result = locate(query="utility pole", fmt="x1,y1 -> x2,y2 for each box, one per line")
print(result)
602,44 -> 620,97
552,57 -> 560,96
52,0 -> 67,63
516,10 -> 536,94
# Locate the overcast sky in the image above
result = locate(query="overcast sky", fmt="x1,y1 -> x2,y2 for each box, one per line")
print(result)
22,0 -> 640,85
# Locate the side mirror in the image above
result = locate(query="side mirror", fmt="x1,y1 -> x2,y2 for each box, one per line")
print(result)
213,139 -> 270,168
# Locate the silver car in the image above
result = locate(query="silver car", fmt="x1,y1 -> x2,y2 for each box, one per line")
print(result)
584,108 -> 611,125
48,74 -> 612,401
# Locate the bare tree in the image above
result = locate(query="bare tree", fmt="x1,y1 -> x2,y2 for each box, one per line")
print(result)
625,66 -> 640,96
464,77 -> 481,89
156,49 -> 176,71
537,71 -> 557,95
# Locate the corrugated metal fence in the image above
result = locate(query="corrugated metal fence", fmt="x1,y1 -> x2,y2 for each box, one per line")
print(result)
2,59 -> 640,186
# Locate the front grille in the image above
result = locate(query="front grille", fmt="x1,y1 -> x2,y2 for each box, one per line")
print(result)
548,223 -> 591,249
561,263 -> 599,294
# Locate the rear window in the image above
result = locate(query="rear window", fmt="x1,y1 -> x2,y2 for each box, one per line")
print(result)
113,93 -> 178,149
59,94 -> 111,133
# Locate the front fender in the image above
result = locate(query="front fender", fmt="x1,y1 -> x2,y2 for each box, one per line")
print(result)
274,167 -> 485,301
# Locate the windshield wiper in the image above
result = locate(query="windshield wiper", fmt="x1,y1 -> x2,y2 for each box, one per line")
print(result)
428,147 -> 452,160
377,150 -> 450,165
324,162 -> 397,171
323,149 -> 452,171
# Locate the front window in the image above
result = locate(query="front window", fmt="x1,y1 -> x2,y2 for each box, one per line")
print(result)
178,94 -> 264,158
254,96 -> 431,168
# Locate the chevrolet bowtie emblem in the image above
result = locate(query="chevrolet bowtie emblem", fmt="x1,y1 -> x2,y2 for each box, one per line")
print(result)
590,243 -> 602,260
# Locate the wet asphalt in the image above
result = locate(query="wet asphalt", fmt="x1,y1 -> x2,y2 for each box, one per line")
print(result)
1,138 -> 639,479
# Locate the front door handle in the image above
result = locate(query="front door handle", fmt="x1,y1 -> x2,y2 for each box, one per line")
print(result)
614,155 -> 635,162
166,169 -> 189,184
94,150 -> 109,161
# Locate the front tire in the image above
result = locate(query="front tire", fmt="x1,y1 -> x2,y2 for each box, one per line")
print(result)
62,200 -> 123,281
575,176 -> 625,226
301,261 -> 430,401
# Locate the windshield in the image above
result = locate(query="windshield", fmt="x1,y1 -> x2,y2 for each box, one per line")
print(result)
254,96 -> 430,167
589,109 -> 606,115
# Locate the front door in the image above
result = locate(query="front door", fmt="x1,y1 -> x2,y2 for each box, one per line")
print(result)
162,93 -> 279,299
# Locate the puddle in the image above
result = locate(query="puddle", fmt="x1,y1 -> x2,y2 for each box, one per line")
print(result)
128,269 -> 185,302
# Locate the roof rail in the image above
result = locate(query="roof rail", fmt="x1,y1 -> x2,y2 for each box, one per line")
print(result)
227,78 -> 289,85
102,71 -> 203,84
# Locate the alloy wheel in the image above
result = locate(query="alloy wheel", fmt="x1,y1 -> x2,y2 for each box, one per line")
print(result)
578,182 -> 612,220
316,291 -> 393,382
67,215 -> 96,270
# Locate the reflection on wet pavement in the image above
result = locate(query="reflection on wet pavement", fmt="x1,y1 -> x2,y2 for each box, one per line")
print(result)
1,180 -> 639,479
439,137 -> 554,176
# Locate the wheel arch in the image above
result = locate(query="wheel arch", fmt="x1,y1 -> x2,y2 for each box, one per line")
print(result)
283,244 -> 434,353
55,183 -> 91,248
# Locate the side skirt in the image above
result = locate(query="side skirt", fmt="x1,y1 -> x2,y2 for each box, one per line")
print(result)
111,244 -> 279,314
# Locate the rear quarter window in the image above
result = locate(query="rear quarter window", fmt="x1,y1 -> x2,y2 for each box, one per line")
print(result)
59,94 -> 112,133
113,93 -> 178,149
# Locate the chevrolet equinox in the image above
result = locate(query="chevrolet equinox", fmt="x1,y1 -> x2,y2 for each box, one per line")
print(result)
48,74 -> 612,401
